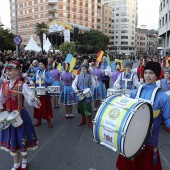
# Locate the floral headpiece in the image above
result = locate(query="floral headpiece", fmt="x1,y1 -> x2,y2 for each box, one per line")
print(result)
4,60 -> 21,70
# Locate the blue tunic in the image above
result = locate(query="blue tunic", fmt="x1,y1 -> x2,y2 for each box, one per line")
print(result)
131,83 -> 170,146
160,78 -> 170,92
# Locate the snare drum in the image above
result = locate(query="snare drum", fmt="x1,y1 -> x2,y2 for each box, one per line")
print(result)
36,86 -> 46,95
107,88 -> 122,97
47,86 -> 60,95
6,110 -> 23,127
83,88 -> 93,98
93,95 -> 152,158
77,92 -> 85,101
0,111 -> 10,130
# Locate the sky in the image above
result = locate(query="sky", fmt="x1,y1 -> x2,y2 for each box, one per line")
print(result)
0,0 -> 160,30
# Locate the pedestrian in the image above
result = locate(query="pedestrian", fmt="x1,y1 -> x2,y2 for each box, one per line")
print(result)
116,61 -> 170,170
0,59 -> 40,170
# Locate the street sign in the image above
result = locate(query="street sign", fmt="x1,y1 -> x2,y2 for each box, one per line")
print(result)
13,35 -> 22,45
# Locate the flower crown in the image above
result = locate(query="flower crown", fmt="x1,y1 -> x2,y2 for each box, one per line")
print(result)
4,60 -> 20,70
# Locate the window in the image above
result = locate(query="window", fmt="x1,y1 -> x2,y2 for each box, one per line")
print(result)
116,13 -> 119,16
121,30 -> 128,33
121,36 -> 128,39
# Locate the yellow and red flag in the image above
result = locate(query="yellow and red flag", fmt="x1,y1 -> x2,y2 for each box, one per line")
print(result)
96,50 -> 104,63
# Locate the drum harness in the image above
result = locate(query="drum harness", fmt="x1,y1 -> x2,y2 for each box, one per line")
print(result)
135,85 -> 161,139
121,72 -> 135,91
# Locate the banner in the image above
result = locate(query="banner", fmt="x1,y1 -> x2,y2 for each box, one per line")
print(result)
64,29 -> 70,42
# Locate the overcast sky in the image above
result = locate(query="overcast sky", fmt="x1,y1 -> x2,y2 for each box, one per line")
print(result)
0,0 -> 160,30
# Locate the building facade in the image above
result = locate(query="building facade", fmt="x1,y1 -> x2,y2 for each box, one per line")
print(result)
136,28 -> 159,56
159,0 -> 170,55
9,0 -> 112,49
103,0 -> 138,55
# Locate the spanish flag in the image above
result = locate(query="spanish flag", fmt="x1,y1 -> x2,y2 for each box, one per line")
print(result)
96,50 -> 104,63
164,56 -> 170,68
65,53 -> 76,72
72,69 -> 80,75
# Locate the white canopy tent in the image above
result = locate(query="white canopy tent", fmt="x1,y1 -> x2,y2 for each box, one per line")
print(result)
43,38 -> 52,52
25,36 -> 41,52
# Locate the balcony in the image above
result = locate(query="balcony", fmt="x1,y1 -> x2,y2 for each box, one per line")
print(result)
49,7 -> 57,13
48,0 -> 58,5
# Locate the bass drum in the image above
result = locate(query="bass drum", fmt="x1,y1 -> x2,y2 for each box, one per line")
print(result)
93,95 -> 152,158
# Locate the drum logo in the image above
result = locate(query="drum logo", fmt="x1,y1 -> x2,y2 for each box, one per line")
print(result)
108,108 -> 120,120
120,98 -> 129,103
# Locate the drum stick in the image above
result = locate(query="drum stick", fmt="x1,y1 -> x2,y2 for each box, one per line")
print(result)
9,90 -> 40,97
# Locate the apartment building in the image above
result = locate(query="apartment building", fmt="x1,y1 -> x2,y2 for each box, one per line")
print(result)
136,28 -> 159,56
159,0 -> 170,55
9,0 -> 103,46
103,0 -> 138,55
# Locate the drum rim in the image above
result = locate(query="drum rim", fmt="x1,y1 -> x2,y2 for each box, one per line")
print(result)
123,102 -> 153,159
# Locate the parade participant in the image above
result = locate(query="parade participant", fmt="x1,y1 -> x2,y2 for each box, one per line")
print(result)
50,59 -> 62,108
137,56 -> 146,80
114,61 -> 141,92
59,62 -> 77,119
157,69 -> 170,92
109,61 -> 122,87
0,60 -> 40,170
92,61 -> 106,112
31,59 -> 54,128
116,61 -> 170,170
101,56 -> 110,90
72,63 -> 99,128
27,60 -> 39,78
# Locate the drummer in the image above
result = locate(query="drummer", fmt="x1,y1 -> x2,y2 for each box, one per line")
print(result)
0,59 -> 40,170
72,62 -> 99,128
116,61 -> 170,170
92,61 -> 106,112
31,59 -> 54,128
156,68 -> 170,92
50,59 -> 62,108
59,62 -> 77,119
114,61 -> 142,94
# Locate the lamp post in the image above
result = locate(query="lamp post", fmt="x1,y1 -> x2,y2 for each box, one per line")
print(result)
15,0 -> 19,57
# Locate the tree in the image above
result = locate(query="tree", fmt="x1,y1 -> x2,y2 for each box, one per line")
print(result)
77,30 -> 109,54
0,27 -> 15,52
59,41 -> 76,53
34,22 -> 49,52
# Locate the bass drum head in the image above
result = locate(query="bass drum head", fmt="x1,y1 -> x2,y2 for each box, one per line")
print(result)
124,103 -> 152,158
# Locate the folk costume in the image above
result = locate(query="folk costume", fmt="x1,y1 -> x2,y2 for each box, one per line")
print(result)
59,63 -> 77,119
72,63 -> 98,128
31,59 -> 54,128
116,62 -> 170,170
0,60 -> 40,170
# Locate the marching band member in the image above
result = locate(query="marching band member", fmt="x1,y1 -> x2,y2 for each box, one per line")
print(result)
116,61 -> 170,170
101,56 -> 110,91
59,62 -> 77,119
156,69 -> 170,92
0,60 -> 40,170
72,63 -> 99,128
31,59 -> 54,128
92,61 -> 106,112
109,61 -> 122,88
114,61 -> 141,93
50,59 -> 62,108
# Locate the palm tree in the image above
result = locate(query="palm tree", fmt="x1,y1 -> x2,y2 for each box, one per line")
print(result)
34,22 -> 49,52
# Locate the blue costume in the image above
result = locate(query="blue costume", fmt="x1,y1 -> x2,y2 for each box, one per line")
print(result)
159,78 -> 170,92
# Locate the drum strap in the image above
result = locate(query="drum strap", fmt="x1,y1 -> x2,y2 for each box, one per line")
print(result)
37,70 -> 46,87
135,85 -> 160,106
18,81 -> 22,110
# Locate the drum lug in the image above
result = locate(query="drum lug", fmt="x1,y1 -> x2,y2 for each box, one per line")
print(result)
120,132 -> 126,137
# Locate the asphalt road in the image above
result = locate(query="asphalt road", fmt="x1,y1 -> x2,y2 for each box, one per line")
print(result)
0,60 -> 170,170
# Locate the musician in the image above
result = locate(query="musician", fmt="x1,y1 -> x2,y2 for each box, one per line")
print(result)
31,59 -> 54,128
72,63 -> 98,128
92,61 -> 106,112
116,61 -> 170,170
0,60 -> 40,170
59,62 -> 77,119
114,61 -> 141,91
156,68 -> 170,92
50,59 -> 62,108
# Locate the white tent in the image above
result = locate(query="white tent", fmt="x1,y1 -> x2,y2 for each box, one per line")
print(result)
43,38 -> 52,52
25,36 -> 41,52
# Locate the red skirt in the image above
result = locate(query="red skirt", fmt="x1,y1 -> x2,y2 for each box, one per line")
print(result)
116,145 -> 162,170
34,96 -> 53,120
